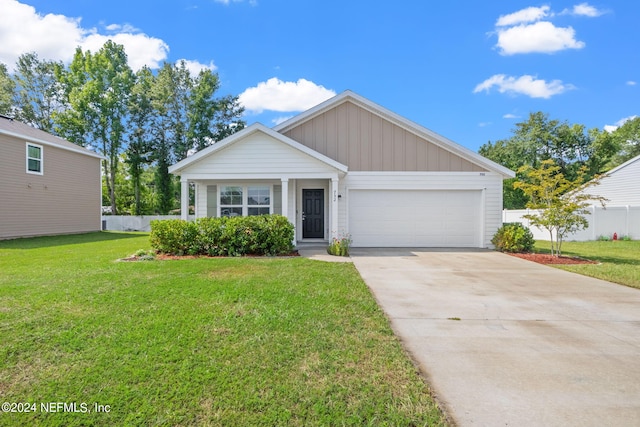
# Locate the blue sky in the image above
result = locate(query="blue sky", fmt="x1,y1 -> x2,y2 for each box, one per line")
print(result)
1,0 -> 637,151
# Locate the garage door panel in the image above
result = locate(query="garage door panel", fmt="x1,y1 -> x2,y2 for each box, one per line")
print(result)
349,190 -> 481,247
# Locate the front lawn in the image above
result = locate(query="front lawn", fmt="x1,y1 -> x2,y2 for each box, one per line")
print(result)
0,232 -> 446,426
534,240 -> 640,289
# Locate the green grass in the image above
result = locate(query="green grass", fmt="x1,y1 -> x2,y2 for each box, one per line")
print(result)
0,232 -> 446,426
534,240 -> 640,289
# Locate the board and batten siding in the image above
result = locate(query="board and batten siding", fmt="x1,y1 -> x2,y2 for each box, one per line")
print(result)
0,134 -> 101,239
183,132 -> 338,176
338,172 -> 503,247
282,101 -> 487,173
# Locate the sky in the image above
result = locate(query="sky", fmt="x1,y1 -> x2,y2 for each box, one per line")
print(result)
0,0 -> 637,152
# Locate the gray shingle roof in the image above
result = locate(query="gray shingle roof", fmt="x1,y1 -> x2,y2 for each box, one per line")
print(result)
0,115 -> 103,159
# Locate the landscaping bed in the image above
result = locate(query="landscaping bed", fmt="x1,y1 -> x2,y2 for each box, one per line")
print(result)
508,253 -> 598,265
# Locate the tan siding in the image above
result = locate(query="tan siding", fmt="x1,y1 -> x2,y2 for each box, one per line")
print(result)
1,134 -> 101,239
325,107 -> 338,161
283,100 -> 489,172
370,114 -> 383,170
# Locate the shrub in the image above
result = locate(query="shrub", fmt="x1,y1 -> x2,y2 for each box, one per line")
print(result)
149,219 -> 198,255
491,223 -> 535,253
150,215 -> 294,256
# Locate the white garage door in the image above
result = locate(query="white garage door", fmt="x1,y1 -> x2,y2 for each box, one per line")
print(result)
349,190 -> 482,247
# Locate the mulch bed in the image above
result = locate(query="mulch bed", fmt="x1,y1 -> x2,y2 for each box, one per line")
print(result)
507,253 -> 598,265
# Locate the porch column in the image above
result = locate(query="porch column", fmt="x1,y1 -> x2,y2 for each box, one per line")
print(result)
281,178 -> 289,220
281,178 -> 293,243
330,177 -> 339,240
180,179 -> 189,220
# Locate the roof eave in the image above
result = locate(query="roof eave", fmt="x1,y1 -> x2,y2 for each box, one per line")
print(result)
0,128 -> 105,160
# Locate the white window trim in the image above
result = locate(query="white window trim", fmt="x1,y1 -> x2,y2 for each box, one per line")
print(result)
26,142 -> 43,175
218,184 -> 273,217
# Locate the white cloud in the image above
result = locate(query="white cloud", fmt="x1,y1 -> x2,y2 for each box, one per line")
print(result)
177,59 -> 218,76
239,78 -> 336,114
562,3 -> 606,17
496,21 -> 585,55
478,122 -> 492,128
496,5 -> 550,27
0,0 -> 216,72
272,116 -> 293,125
81,32 -> 169,71
503,113 -> 520,119
604,115 -> 638,133
473,74 -> 575,99
104,23 -> 140,33
627,81 -> 637,86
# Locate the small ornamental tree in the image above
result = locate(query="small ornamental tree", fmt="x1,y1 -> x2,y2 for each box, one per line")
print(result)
514,159 -> 607,256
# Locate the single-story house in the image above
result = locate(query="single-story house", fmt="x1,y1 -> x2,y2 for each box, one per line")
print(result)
591,154 -> 640,206
169,91 -> 514,247
0,115 -> 104,240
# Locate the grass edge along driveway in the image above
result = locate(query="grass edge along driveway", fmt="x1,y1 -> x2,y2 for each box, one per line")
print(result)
534,240 -> 640,290
0,232 -> 448,426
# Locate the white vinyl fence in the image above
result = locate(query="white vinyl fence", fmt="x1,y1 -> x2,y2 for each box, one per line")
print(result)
503,205 -> 640,241
102,215 -> 195,232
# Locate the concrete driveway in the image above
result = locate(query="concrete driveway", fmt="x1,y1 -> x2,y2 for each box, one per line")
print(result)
350,248 -> 640,427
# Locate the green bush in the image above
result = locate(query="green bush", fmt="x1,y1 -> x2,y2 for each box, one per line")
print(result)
149,219 -> 198,255
150,215 -> 294,256
491,222 -> 535,253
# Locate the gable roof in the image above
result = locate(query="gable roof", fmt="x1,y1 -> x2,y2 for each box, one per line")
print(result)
0,115 -> 104,160
169,123 -> 348,174
274,90 -> 515,178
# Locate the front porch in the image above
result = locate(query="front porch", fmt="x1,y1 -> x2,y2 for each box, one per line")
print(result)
168,123 -> 348,243
179,176 -> 342,243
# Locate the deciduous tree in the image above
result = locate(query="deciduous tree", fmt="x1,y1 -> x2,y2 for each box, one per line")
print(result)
514,159 -> 606,256
480,112 -> 607,208
0,63 -> 14,116
127,66 -> 155,215
12,53 -> 62,132
55,41 -> 134,215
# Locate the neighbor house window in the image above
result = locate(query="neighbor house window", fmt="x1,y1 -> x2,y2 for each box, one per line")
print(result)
219,185 -> 272,217
26,143 -> 43,175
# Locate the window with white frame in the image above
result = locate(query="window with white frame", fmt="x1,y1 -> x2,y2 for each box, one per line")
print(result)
248,186 -> 270,215
26,143 -> 43,174
219,185 -> 272,217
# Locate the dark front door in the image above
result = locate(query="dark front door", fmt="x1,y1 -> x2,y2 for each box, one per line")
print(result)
302,189 -> 324,238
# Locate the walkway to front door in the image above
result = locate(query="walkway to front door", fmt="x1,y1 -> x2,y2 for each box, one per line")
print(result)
302,189 -> 324,238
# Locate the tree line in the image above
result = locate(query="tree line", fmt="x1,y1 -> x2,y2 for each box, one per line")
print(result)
0,41 -> 245,215
479,112 -> 640,209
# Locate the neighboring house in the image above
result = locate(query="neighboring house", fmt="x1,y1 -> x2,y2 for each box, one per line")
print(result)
0,115 -> 104,240
169,91 -> 514,247
591,154 -> 640,206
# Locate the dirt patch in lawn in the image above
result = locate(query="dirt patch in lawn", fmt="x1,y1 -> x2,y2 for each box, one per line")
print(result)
508,253 -> 598,265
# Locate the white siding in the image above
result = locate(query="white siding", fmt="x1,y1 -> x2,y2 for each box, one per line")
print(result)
182,132 -> 337,175
594,157 -> 640,206
338,172 -> 503,248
